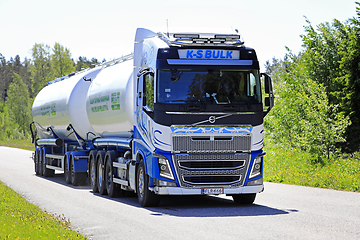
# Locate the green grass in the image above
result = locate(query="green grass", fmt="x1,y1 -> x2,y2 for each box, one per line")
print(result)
0,139 -> 34,151
0,181 -> 88,239
264,141 -> 360,192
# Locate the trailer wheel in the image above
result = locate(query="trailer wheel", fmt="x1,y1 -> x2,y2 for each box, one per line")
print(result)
38,148 -> 43,176
70,155 -> 87,186
64,155 -> 72,184
105,151 -> 122,198
96,151 -> 107,195
34,150 -> 40,175
89,151 -> 98,193
42,148 -> 54,177
136,160 -> 160,207
232,193 -> 256,205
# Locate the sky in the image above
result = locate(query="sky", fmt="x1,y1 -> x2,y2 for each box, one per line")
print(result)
0,0 -> 357,70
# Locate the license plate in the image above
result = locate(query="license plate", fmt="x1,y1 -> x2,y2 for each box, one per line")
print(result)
201,187 -> 224,195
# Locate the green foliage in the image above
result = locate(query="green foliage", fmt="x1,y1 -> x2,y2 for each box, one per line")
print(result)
75,56 -> 101,71
0,102 -> 23,140
300,7 -> 360,152
51,43 -> 75,78
30,43 -> 51,96
6,73 -> 32,138
264,141 -> 360,192
265,52 -> 349,162
0,181 -> 88,239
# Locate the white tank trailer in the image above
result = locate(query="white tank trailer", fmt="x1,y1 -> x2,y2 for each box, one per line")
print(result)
30,28 -> 274,207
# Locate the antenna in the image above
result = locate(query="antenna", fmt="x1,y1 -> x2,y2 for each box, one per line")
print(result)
166,19 -> 169,37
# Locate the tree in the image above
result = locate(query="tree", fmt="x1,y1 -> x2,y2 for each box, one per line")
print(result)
6,73 -> 32,138
51,43 -> 75,78
337,2 -> 360,153
300,5 -> 360,152
75,56 -> 100,71
31,43 -> 51,96
0,101 -> 22,140
265,52 -> 349,162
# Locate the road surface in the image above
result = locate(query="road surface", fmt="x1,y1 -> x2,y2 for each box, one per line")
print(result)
0,146 -> 359,239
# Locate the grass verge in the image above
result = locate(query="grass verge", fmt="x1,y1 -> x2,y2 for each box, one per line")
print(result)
0,139 -> 33,151
264,141 -> 360,192
0,181 -> 88,239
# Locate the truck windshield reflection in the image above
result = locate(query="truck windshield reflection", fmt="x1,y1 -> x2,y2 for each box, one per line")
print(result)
157,69 -> 262,104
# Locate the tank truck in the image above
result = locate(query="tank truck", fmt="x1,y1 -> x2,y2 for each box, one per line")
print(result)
30,28 -> 274,207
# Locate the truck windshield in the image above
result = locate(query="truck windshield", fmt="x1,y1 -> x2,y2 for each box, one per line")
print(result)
157,69 -> 261,104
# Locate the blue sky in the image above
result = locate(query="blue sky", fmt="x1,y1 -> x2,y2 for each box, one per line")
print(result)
0,0 -> 356,69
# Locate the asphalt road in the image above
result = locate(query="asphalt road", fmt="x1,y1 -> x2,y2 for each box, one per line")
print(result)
1,146 -> 359,239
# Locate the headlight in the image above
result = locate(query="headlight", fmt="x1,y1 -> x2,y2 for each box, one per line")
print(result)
249,154 -> 264,179
155,154 -> 175,180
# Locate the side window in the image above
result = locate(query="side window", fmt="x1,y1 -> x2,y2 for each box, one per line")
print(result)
249,73 -> 256,96
144,73 -> 155,110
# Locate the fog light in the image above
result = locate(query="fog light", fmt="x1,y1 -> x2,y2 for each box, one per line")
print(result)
156,179 -> 177,187
247,178 -> 263,186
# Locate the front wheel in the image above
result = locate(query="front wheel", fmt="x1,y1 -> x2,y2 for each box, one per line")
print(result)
136,160 -> 160,207
232,193 -> 256,205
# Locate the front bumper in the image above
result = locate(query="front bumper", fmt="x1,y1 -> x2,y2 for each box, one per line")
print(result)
153,184 -> 264,195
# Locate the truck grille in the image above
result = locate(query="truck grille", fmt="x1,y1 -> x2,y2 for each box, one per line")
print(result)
173,134 -> 251,153
172,133 -> 252,187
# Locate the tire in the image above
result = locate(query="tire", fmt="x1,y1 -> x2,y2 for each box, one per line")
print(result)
41,148 -> 54,177
232,193 -> 256,205
70,155 -> 87,186
136,160 -> 160,207
96,151 -> 107,195
64,155 -> 72,184
89,150 -> 98,193
39,148 -> 43,176
105,151 -> 123,198
34,150 -> 40,175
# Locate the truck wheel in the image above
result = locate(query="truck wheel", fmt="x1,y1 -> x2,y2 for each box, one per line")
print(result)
89,151 -> 98,193
232,193 -> 256,205
64,155 -> 72,184
96,151 -> 107,195
34,150 -> 40,175
70,155 -> 87,186
105,151 -> 122,198
42,149 -> 54,177
39,148 -> 43,176
136,160 -> 160,207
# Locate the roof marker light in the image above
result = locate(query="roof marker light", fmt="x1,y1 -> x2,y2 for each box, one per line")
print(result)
174,34 -> 200,39
215,34 -> 240,39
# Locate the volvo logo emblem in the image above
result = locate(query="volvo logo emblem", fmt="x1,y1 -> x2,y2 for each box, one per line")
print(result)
209,116 -> 216,124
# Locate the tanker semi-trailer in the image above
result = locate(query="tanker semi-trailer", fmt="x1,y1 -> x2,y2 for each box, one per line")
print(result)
30,28 -> 274,207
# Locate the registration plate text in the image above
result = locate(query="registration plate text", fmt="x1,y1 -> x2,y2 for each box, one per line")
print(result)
201,187 -> 224,195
